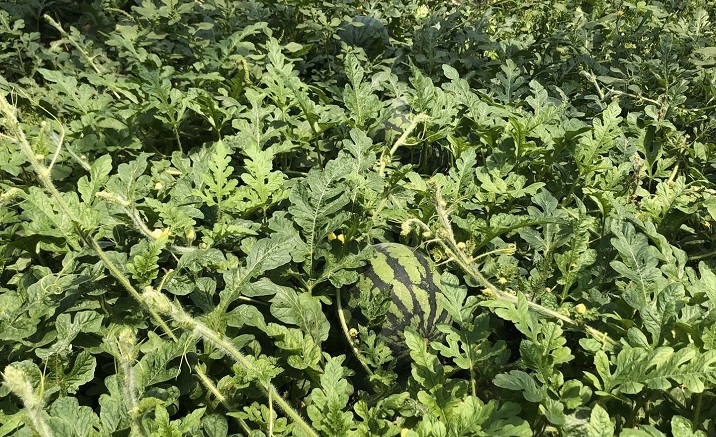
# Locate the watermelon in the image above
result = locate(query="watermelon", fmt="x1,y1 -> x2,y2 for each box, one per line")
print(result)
371,97 -> 411,144
341,243 -> 450,362
337,16 -> 390,58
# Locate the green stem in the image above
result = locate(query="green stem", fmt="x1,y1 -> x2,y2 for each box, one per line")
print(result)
370,112 -> 431,223
44,15 -> 121,100
688,249 -> 716,262
335,288 -> 374,377
692,392 -> 703,431
427,180 -> 618,349
3,365 -> 54,437
142,289 -> 319,437
195,361 -> 266,437
0,95 -> 177,341
378,113 -> 430,178
95,191 -> 195,255
115,329 -> 149,437
172,123 -> 183,153
195,364 -> 227,409
268,389 -> 274,437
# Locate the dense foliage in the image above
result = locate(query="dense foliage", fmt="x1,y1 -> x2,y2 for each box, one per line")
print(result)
1,0 -> 716,435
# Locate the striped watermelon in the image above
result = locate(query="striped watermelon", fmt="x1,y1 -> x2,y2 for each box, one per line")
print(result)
372,97 -> 411,143
337,16 -> 390,58
342,243 -> 450,362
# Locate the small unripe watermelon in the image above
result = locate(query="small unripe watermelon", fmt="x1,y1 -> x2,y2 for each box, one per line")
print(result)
342,243 -> 450,361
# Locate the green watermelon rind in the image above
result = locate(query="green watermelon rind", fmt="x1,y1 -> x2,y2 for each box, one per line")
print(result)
343,243 -> 450,361
337,16 -> 390,56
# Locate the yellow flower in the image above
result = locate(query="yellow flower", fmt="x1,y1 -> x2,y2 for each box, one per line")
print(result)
415,5 -> 430,20
400,221 -> 412,236
328,232 -> 345,243
150,228 -> 170,239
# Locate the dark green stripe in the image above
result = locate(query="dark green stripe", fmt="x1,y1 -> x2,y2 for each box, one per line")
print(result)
346,243 -> 450,357
377,244 -> 440,339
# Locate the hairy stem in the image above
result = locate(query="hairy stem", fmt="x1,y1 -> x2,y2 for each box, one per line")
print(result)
115,329 -> 149,437
0,95 -> 177,341
378,113 -> 430,178
427,180 -> 618,349
44,15 -> 121,100
142,288 -> 319,437
3,365 -> 53,437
